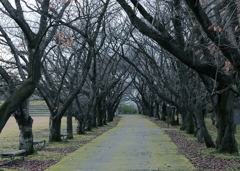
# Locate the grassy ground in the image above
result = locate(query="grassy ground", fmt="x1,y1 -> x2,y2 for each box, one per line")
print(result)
0,117 -> 73,153
149,116 -> 240,170
0,116 -> 121,171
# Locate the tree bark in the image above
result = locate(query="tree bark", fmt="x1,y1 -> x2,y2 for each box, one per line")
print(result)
186,112 -> 195,134
103,108 -> 107,125
193,77 -> 215,147
96,98 -> 103,127
86,115 -> 92,131
215,89 -> 238,153
76,119 -> 86,134
180,111 -> 188,130
194,103 -> 215,147
49,116 -> 62,142
161,103 -> 167,121
67,110 -> 73,139
15,101 -> 34,155
107,106 -> 114,122
0,66 -> 35,154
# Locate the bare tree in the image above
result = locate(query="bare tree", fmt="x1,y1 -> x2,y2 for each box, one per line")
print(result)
115,0 -> 234,153
0,0 -> 71,154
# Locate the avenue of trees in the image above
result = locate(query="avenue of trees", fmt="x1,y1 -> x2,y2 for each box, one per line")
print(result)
0,0 -> 240,155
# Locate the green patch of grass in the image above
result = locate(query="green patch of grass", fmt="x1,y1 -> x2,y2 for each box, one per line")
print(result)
27,151 -> 62,161
201,150 -> 240,159
46,141 -> 75,148
69,134 -> 95,141
212,151 -> 240,158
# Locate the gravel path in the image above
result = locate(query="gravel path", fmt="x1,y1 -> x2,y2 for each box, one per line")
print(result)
46,115 -> 194,171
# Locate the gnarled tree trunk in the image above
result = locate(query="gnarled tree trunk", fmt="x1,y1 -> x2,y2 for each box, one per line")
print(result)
15,100 -> 34,155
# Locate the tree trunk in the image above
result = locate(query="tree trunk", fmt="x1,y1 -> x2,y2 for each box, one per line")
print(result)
77,119 -> 85,134
103,109 -> 107,125
49,116 -> 62,142
194,106 -> 215,148
67,113 -> 73,139
148,107 -> 153,117
86,115 -> 92,131
66,103 -> 73,139
13,84 -> 34,154
15,101 -> 34,155
161,103 -> 167,121
203,126 -> 216,148
92,98 -> 97,127
102,98 -> 107,125
186,112 -> 195,134
194,77 -> 215,148
107,106 -> 114,122
170,107 -> 179,126
155,104 -> 160,119
137,103 -> 142,114
180,111 -> 188,130
215,89 -> 238,153
96,98 -> 103,127
18,117 -> 34,154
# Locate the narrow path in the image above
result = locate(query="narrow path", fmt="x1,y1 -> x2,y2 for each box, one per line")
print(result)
46,115 -> 194,171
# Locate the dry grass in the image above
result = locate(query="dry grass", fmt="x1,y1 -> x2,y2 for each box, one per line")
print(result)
0,117 -> 78,153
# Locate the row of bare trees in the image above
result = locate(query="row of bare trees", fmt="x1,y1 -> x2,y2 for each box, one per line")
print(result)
0,0 -> 240,155
0,0 -> 130,154
116,0 -> 240,154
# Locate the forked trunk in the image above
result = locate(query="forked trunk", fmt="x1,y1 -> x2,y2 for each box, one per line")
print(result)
194,109 -> 215,148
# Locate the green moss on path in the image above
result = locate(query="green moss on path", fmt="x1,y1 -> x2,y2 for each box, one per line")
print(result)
46,115 -> 194,171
